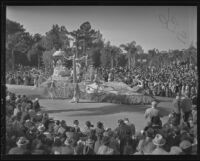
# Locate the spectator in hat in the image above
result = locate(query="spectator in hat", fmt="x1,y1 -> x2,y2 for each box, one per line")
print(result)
151,134 -> 168,155
169,146 -> 183,155
179,140 -> 192,155
97,136 -> 114,155
82,121 -> 94,137
180,92 -> 192,126
33,98 -> 40,112
171,94 -> 182,125
8,137 -> 31,154
53,120 -> 60,135
38,123 -> 46,133
95,121 -> 105,138
137,127 -> 156,154
57,120 -> 67,136
72,120 -> 81,133
115,119 -> 132,154
144,101 -> 161,125
124,118 -> 136,136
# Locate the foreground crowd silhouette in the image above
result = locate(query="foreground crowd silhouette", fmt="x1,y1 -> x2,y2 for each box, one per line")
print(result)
6,85 -> 197,155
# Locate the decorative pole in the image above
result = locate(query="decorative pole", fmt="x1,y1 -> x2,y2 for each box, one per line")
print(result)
70,33 -> 80,103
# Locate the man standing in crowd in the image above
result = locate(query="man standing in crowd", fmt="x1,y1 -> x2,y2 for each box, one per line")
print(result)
180,91 -> 192,127
144,101 -> 161,126
114,119 -> 132,154
171,93 -> 182,125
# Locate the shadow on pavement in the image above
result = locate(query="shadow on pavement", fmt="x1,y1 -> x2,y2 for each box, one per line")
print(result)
43,102 -> 171,118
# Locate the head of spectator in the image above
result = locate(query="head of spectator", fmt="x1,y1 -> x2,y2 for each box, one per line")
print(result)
145,127 -> 155,139
117,119 -> 124,127
124,118 -> 130,124
73,120 -> 79,127
179,140 -> 192,154
152,134 -> 166,147
169,146 -> 183,155
38,124 -> 46,133
60,120 -> 67,128
85,121 -> 94,128
16,137 -> 29,148
97,121 -> 104,129
151,101 -> 158,108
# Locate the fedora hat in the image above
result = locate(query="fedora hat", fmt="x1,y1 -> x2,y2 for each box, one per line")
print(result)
38,124 -> 45,132
16,137 -> 29,147
153,134 -> 166,146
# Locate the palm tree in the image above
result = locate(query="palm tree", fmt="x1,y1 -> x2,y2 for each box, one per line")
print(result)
120,41 -> 142,70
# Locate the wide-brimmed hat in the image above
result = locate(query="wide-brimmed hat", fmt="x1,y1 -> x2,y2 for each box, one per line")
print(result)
179,140 -> 192,150
38,124 -> 45,132
85,121 -> 94,127
169,146 -> 183,155
153,134 -> 166,146
16,137 -> 29,146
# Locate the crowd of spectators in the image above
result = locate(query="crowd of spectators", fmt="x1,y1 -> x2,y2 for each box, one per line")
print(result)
96,62 -> 198,98
6,85 -> 197,155
6,65 -> 48,86
6,61 -> 197,99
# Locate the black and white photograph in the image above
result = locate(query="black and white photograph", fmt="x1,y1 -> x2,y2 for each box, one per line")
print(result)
2,4 -> 198,156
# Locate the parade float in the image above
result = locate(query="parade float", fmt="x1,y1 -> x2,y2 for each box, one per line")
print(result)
38,49 -> 155,104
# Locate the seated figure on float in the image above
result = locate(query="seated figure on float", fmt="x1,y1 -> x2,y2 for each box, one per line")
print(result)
52,59 -> 71,81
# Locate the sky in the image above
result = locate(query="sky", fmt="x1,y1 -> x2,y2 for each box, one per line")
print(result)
6,6 -> 197,53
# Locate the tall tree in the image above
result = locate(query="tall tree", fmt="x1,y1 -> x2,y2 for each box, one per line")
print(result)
6,31 -> 33,71
120,41 -> 143,70
41,24 -> 70,51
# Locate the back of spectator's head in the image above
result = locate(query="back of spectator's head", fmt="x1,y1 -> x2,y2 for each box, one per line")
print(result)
151,116 -> 161,125
16,137 -> 29,148
145,127 -> 155,138
97,121 -> 103,128
151,100 -> 158,107
73,120 -> 79,126
152,134 -> 166,147
118,119 -> 124,125
55,120 -> 60,126
124,118 -> 129,124
85,121 -> 94,128
179,140 -> 192,154
169,146 -> 183,155
61,120 -> 66,126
